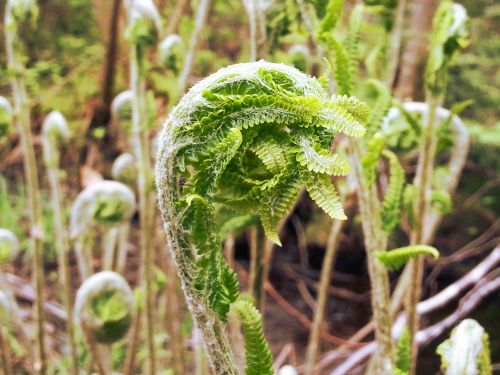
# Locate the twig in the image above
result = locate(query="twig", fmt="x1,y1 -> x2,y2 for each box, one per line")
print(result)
320,246 -> 500,373
304,219 -> 344,375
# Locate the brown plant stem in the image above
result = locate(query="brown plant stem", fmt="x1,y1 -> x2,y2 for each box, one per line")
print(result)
304,219 -> 345,375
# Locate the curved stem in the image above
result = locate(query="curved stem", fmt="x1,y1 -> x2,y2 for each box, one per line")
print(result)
157,154 -> 238,375
4,13 -> 46,375
130,44 -> 157,375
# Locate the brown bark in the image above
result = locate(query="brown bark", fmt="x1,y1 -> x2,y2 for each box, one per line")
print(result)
395,0 -> 439,100
102,0 -> 122,107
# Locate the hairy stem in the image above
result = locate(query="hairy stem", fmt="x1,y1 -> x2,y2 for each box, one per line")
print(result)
157,155 -> 238,374
130,44 -> 157,375
350,141 -> 394,374
304,219 -> 344,375
4,12 -> 46,375
406,93 -> 442,374
46,162 -> 78,375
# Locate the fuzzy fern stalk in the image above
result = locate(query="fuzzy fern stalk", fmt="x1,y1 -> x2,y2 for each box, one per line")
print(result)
125,1 -> 161,373
70,181 -> 136,278
41,111 -> 79,375
156,60 -> 367,374
405,3 -> 469,372
75,271 -> 136,374
315,0 -> 397,371
4,1 -> 47,372
437,319 -> 492,375
0,290 -> 13,375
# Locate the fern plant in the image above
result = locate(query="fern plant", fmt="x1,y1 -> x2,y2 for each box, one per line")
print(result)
437,319 -> 492,375
405,4 -> 470,371
312,1 -> 404,372
156,60 -> 367,374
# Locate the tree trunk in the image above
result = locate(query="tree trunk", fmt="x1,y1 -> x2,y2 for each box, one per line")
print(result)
395,0 -> 439,100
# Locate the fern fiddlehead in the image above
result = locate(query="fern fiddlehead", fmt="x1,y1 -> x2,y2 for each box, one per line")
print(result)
156,60 -> 366,374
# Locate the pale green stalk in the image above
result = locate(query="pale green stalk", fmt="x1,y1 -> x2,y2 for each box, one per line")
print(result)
406,93 -> 442,374
130,41 -> 157,375
4,3 -> 46,372
177,0 -> 211,94
43,123 -> 78,375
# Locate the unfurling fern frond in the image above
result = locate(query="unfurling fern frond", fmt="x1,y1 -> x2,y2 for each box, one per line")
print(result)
394,327 -> 411,375
375,245 -> 439,271
425,1 -> 469,93
365,80 -> 392,137
431,189 -> 452,214
156,61 -> 367,372
231,298 -> 274,375
319,33 -> 353,95
380,149 -> 405,233
361,133 -> 385,187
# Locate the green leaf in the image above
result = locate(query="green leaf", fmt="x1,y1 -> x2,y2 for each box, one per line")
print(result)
296,136 -> 350,175
381,150 -> 405,233
231,298 -> 274,375
303,172 -> 346,221
395,327 -> 411,375
375,245 -> 439,271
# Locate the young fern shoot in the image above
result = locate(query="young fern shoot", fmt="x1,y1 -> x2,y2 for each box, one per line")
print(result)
70,181 -> 136,278
4,1 -> 47,372
75,271 -> 136,374
41,111 -> 78,375
156,60 -> 367,374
